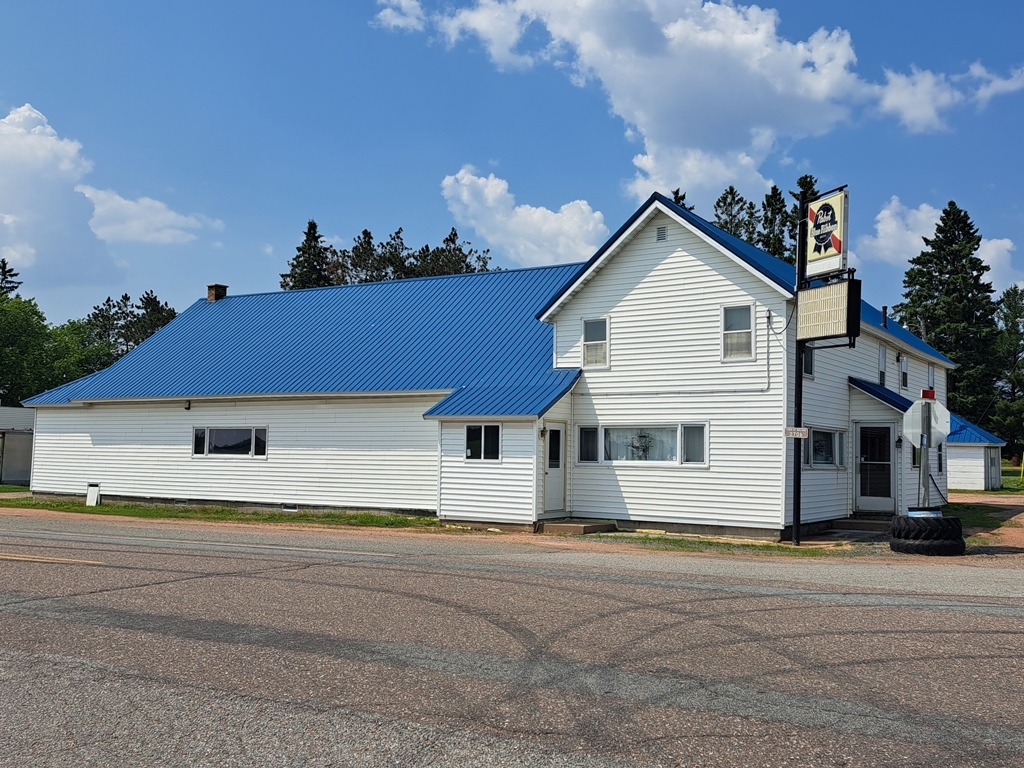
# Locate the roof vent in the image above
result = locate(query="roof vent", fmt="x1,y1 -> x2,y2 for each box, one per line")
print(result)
207,284 -> 228,302
656,225 -> 667,242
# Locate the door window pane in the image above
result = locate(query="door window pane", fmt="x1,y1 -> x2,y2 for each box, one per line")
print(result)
548,428 -> 561,469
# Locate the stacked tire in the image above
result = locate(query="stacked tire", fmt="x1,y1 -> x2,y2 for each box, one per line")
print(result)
889,516 -> 965,556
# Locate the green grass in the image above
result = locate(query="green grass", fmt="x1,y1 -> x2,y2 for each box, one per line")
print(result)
595,533 -> 881,558
944,502 -> 1019,530
0,484 -> 30,493
0,496 -> 442,529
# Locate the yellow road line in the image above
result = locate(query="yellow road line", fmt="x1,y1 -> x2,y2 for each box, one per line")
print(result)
0,553 -> 105,565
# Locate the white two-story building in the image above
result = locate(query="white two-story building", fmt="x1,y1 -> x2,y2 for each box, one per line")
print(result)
25,194 -> 961,537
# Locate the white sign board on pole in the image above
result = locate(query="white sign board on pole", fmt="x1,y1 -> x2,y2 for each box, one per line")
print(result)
903,399 -> 951,446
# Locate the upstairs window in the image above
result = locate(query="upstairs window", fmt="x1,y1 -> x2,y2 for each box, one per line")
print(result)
722,305 -> 753,360
900,354 -> 909,389
879,347 -> 887,387
193,427 -> 267,457
803,345 -> 815,377
928,364 -> 935,389
466,424 -> 500,461
583,319 -> 608,368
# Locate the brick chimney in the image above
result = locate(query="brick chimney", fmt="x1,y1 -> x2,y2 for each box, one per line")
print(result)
207,284 -> 228,302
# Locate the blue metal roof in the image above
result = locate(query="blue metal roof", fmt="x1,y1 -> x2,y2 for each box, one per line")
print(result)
948,414 -> 1005,446
25,264 -> 586,419
849,377 -> 1003,445
849,377 -> 915,411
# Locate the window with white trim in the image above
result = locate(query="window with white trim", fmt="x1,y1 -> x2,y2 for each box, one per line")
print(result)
466,424 -> 500,460
681,424 -> 707,465
928,364 -> 935,389
193,427 -> 267,457
804,428 -> 845,468
583,318 -> 608,368
879,346 -> 887,387
578,426 -> 599,463
900,353 -> 909,389
722,305 -> 753,360
577,424 -> 708,467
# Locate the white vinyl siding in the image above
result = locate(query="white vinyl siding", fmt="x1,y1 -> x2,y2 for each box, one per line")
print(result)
554,212 -> 788,530
439,421 -> 537,524
31,397 -> 440,511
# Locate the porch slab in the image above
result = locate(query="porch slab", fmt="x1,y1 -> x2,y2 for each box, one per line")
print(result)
536,519 -> 618,535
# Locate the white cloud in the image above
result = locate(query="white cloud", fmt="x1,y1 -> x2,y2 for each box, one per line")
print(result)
391,2 -> 1023,204
978,237 -> 1022,292
856,196 -> 940,266
0,243 -> 36,268
876,68 -> 963,132
0,104 -> 223,291
968,63 -> 1024,107
76,185 -> 223,245
856,196 -> 1021,291
441,165 -> 608,266
374,0 -> 426,31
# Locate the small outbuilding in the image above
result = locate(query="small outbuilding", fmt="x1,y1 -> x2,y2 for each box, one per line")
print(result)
946,415 -> 1005,491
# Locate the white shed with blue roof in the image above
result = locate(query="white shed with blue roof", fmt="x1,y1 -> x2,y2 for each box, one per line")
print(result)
946,416 -> 1005,491
25,193 -> 967,536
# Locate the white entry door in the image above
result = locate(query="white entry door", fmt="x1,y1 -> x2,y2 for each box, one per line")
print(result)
855,423 -> 896,512
545,424 -> 566,512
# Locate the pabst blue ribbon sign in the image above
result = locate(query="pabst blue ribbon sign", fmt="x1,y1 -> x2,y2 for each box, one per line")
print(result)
805,189 -> 848,279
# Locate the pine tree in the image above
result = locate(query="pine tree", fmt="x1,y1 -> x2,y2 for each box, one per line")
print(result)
126,290 -> 177,348
757,185 -> 788,261
893,201 -> 998,425
712,185 -> 759,243
280,220 -> 336,290
0,258 -> 22,297
670,188 -> 695,212
991,285 -> 1024,458
786,174 -> 819,263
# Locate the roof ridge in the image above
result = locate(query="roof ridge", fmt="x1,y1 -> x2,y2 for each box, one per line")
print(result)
210,262 -> 585,303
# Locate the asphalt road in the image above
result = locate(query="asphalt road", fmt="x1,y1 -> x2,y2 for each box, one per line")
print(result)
0,510 -> 1022,768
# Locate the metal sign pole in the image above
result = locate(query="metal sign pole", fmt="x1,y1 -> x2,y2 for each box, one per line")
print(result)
920,400 -> 931,508
792,190 -> 809,546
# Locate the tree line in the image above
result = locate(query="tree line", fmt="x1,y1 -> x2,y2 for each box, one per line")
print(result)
0,258 -> 176,406
279,221 -> 490,290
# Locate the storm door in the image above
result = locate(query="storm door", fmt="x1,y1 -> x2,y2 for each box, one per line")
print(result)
855,423 -> 896,512
544,424 -> 566,512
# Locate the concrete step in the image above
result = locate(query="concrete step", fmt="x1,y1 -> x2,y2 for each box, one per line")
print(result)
537,520 -> 618,535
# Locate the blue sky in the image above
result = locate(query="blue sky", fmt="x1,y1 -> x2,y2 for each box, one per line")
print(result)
2,0 -> 1022,323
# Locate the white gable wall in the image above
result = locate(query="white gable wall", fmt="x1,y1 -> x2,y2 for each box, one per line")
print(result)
32,396 -> 440,510
552,212 -> 790,530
